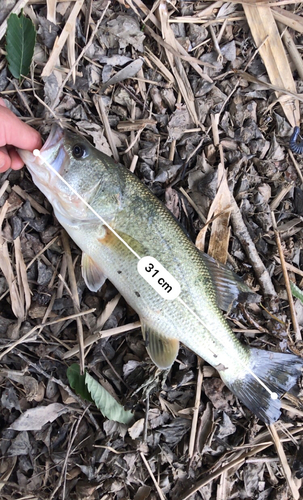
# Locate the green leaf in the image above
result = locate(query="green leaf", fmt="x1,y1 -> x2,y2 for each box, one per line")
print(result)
6,11 -> 36,79
67,363 -> 93,403
290,281 -> 303,304
85,371 -> 134,425
67,364 -> 134,425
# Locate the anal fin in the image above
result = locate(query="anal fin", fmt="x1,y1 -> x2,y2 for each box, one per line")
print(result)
81,252 -> 107,292
141,322 -> 179,369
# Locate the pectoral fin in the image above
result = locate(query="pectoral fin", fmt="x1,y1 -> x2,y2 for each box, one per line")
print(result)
117,231 -> 148,257
98,226 -> 148,258
201,252 -> 260,311
141,322 -> 179,369
81,252 -> 107,292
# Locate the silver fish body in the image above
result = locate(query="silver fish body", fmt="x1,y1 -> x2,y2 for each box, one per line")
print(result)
18,125 -> 303,423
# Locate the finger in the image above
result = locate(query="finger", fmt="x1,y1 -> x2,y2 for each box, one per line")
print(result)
0,146 -> 11,172
0,98 -> 7,107
9,148 -> 25,170
0,106 -> 42,151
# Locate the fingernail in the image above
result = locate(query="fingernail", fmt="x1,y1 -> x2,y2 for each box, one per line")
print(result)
0,160 -> 5,172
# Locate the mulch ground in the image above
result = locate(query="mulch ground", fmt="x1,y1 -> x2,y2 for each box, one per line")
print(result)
1,1 -> 303,499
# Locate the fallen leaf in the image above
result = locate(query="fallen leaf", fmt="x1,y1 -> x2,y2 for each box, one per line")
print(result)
9,403 -> 69,431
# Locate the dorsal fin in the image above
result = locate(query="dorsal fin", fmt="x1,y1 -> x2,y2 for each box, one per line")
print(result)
201,252 -> 260,311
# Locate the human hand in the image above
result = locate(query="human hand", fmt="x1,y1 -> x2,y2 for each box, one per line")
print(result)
0,98 -> 42,173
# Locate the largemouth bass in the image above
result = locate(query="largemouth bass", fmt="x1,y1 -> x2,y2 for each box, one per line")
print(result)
19,125 -> 303,424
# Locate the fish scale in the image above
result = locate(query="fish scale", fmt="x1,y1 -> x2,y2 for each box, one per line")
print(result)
18,124 -> 303,424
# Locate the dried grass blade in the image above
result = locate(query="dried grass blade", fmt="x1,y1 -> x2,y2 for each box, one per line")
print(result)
93,95 -> 119,163
61,231 -> 85,373
117,119 -> 157,132
0,240 -> 24,320
243,4 -> 299,126
46,0 -> 57,24
51,3 -> 110,111
194,1 -> 224,18
237,70 -> 303,104
278,24 -> 303,81
132,0 -> 213,80
96,293 -> 121,330
136,66 -> 146,100
180,440 -> 279,500
188,360 -> 203,458
158,0 -> 199,126
145,47 -> 175,85
228,0 -> 302,6
0,199 -> 9,229
0,202 -> 24,320
0,457 -> 17,493
144,23 -> 214,74
0,309 -> 96,362
84,0 -> 93,40
272,6 -> 303,35
67,15 -> 76,83
268,423 -> 300,500
14,236 -> 31,313
63,321 -> 141,359
140,452 -> 166,500
181,424 -> 303,500
271,211 -> 301,340
0,180 -> 9,200
42,0 -> 84,77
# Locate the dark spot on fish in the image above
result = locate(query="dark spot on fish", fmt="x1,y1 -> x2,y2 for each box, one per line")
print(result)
117,270 -> 122,274
135,291 -> 140,297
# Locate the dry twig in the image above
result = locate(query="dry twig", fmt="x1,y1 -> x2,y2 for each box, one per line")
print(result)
188,359 -> 203,458
230,196 -> 276,296
140,452 -> 166,500
268,423 -> 300,500
271,211 -> 301,341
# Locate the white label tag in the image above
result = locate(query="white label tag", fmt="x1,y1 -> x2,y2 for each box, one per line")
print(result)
137,256 -> 181,301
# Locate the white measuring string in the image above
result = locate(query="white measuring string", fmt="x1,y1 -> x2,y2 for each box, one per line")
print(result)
33,148 -> 278,400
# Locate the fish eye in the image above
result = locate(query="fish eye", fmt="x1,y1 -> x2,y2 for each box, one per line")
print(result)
72,144 -> 87,159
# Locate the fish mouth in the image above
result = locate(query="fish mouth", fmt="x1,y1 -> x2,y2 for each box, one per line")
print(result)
18,123 -> 69,204
39,124 -> 66,172
38,123 -> 68,180
41,123 -> 64,155
18,123 -> 66,176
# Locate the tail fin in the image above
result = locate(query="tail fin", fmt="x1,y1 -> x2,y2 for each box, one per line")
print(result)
222,348 -> 303,424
